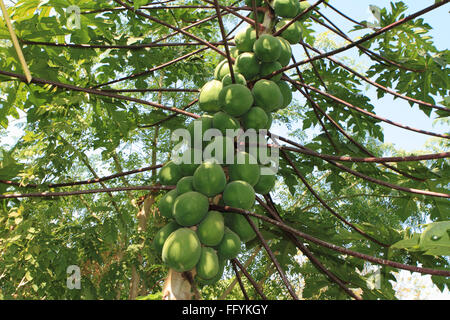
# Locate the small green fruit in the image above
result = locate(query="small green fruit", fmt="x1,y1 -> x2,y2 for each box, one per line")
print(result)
235,26 -> 257,52
153,221 -> 180,256
252,79 -> 283,112
158,161 -> 182,185
219,84 -> 254,117
221,72 -> 247,86
260,61 -> 283,82
197,211 -> 225,246
196,247 -> 220,280
199,80 -> 223,113
273,0 -> 300,18
176,176 -> 194,194
162,228 -> 202,272
193,160 -> 227,197
234,52 -> 260,80
276,80 -> 293,109
275,19 -> 303,44
217,228 -> 241,260
172,191 -> 209,226
242,106 -> 269,131
223,180 -> 256,210
253,34 -> 282,62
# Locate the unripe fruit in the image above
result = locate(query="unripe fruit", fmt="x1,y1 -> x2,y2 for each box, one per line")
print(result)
229,151 -> 261,186
273,0 -> 300,18
196,247 -> 220,280
234,52 -> 260,80
176,176 -> 194,194
157,189 -> 178,218
260,61 -> 283,82
153,221 -> 180,255
254,172 -> 277,194
253,34 -> 282,62
235,26 -> 257,52
219,84 -> 254,117
223,180 -> 256,210
172,191 -> 209,226
216,228 -> 241,260
275,19 -> 303,44
162,228 -> 202,272
242,106 -> 269,131
252,79 -> 283,112
276,80 -> 293,109
277,37 -> 292,67
221,72 -> 247,87
197,211 -> 225,246
158,161 -> 182,185
193,161 -> 227,197
199,80 -> 223,113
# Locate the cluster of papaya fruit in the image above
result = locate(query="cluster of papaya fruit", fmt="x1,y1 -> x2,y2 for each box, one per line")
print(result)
152,0 -> 311,286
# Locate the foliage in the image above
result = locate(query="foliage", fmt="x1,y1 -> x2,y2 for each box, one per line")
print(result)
0,0 -> 448,300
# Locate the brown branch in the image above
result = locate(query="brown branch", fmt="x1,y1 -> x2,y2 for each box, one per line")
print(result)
286,77 -> 449,139
212,0 -> 235,83
0,185 -> 174,199
272,139 -> 391,247
232,258 -> 267,300
218,246 -> 261,299
257,195 -> 362,300
231,260 -> 250,300
20,40 -> 233,50
243,212 -> 299,299
276,143 -> 450,163
299,40 -> 449,113
284,70 -> 426,182
269,1 -> 450,79
277,134 -> 449,198
0,69 -> 200,119
101,88 -> 199,93
211,205 -> 450,277
138,99 -> 198,129
311,11 -> 424,73
81,4 -> 246,14
251,0 -> 259,39
113,0 -> 228,58
299,193 -> 407,213
323,2 -> 373,30
0,164 -> 163,189
92,47 -> 207,89
273,0 -> 325,36
148,7 -> 236,46
202,0 -> 262,31
291,54 -> 339,152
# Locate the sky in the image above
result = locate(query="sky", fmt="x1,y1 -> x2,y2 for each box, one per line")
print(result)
277,0 -> 450,152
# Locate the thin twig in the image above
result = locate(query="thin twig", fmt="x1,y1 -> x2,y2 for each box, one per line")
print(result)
211,204 -> 450,277
0,185 -> 174,199
231,260 -> 250,300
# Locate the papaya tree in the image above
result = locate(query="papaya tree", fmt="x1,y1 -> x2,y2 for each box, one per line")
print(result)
0,0 -> 449,300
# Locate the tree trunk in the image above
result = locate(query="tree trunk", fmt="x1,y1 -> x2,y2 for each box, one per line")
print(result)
162,269 -> 201,300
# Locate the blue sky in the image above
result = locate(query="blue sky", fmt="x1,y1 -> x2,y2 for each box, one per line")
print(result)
276,0 -> 449,152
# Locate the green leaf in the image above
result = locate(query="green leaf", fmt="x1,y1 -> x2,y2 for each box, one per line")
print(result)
419,221 -> 450,256
391,233 -> 420,250
133,0 -> 148,10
